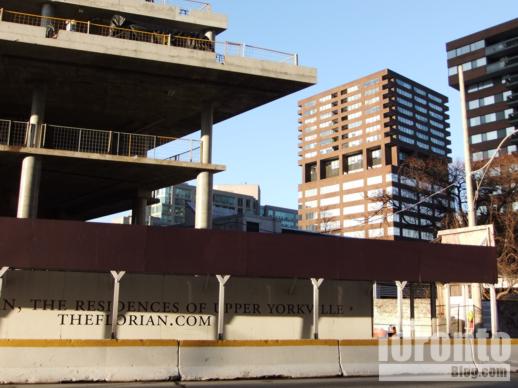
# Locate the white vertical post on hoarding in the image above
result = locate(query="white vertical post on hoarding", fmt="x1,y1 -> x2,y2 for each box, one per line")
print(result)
395,281 -> 407,338
489,284 -> 498,337
444,283 -> 451,337
216,275 -> 230,340
409,283 -> 415,339
110,271 -> 125,339
310,278 -> 324,339
0,267 -> 9,299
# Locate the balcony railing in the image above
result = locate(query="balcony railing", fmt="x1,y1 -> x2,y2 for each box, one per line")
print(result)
487,55 -> 518,74
146,0 -> 212,13
0,9 -> 298,65
0,119 -> 201,162
486,37 -> 518,56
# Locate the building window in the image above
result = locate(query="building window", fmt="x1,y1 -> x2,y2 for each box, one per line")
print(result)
368,228 -> 384,238
469,109 -> 513,127
364,78 -> 379,87
397,88 -> 413,99
321,158 -> 340,179
365,106 -> 381,115
321,184 -> 340,194
368,148 -> 382,168
467,80 -> 493,93
320,196 -> 340,206
396,79 -> 412,89
448,57 -> 487,76
246,222 -> 260,232
343,192 -> 364,202
447,40 -> 485,59
402,228 -> 420,239
343,179 -> 364,190
365,87 -> 380,96
365,115 -> 381,124
346,153 -> 363,173
305,163 -> 317,182
343,204 -> 365,215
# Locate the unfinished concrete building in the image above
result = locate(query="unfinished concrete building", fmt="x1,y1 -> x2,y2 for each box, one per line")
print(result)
0,0 -> 316,226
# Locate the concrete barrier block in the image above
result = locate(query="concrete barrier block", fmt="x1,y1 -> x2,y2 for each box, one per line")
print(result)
339,340 -> 379,376
179,340 -> 341,380
0,340 -> 179,383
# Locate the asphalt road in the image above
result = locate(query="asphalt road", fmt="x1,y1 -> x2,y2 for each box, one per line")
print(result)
6,375 -> 518,388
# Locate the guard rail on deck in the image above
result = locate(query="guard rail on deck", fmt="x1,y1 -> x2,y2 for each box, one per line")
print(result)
0,9 -> 298,65
148,0 -> 212,13
0,119 -> 201,163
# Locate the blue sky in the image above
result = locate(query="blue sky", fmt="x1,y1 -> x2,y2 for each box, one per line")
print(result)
202,0 -> 516,210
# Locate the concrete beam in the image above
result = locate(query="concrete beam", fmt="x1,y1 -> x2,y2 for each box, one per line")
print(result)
1,145 -> 225,220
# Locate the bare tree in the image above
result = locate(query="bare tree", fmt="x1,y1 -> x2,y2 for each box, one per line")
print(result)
371,156 -> 463,235
372,154 -> 518,298
319,205 -> 341,234
475,154 -> 518,299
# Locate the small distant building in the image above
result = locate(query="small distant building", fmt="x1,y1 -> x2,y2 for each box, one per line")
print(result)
142,183 -> 297,231
147,183 -> 260,226
260,205 -> 298,229
213,214 -> 283,233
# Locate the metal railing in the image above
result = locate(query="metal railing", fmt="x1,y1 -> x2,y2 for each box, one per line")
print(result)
0,9 -> 299,65
146,0 -> 212,12
0,119 -> 201,162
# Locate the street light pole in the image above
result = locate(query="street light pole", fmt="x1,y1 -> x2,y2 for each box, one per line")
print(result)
458,65 -> 482,334
458,65 -> 476,227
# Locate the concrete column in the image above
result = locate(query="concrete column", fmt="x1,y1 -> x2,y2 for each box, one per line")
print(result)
205,30 -> 215,41
195,105 -> 213,229
409,283 -> 415,339
109,271 -> 125,339
430,282 -> 437,336
18,87 -> 47,219
132,192 -> 150,226
40,3 -> 55,34
28,87 -> 47,147
311,278 -> 324,339
132,197 -> 147,225
489,284 -> 498,338
395,281 -> 407,338
41,3 -> 55,19
443,283 -> 451,337
216,275 -> 230,340
17,156 -> 42,219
